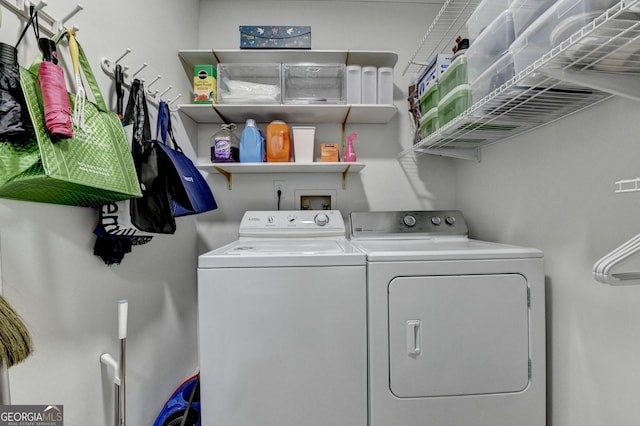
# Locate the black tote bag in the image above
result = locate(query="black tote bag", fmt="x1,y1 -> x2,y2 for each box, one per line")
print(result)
129,83 -> 176,234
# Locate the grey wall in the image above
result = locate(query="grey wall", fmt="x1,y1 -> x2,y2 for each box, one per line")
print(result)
194,0 -> 456,252
3,0 -> 636,425
455,96 -> 640,425
0,0 -> 454,424
0,1 -> 200,425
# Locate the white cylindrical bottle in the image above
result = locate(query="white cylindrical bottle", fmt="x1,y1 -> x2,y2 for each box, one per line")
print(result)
361,66 -> 377,104
346,65 -> 362,104
377,67 -> 393,104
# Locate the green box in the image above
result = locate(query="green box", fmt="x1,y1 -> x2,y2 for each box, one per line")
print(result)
438,56 -> 468,100
419,83 -> 439,116
438,84 -> 470,126
194,64 -> 217,104
419,106 -> 439,139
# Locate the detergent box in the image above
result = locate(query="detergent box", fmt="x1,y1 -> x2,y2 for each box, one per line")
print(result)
417,53 -> 452,99
193,64 -> 217,104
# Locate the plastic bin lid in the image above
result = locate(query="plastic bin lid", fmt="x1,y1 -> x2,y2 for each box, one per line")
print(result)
420,106 -> 439,124
420,82 -> 439,101
439,84 -> 470,106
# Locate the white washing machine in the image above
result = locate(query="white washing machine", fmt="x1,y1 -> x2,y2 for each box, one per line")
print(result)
349,210 -> 546,426
197,210 -> 367,426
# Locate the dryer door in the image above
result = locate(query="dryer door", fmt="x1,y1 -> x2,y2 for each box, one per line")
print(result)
388,274 -> 530,398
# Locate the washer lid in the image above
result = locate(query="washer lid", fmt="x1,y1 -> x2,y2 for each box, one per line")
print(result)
350,238 -> 543,261
198,238 -> 365,268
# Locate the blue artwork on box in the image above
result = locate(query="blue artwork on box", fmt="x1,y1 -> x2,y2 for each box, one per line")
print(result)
240,26 -> 311,49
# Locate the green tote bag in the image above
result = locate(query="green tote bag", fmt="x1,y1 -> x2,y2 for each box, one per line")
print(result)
0,32 -> 141,207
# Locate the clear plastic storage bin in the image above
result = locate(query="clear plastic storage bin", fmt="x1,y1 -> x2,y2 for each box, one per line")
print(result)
509,0 -> 559,37
283,63 -> 346,104
420,82 -> 440,116
438,56 -> 468,99
419,107 -> 439,139
217,63 -> 282,104
466,0 -> 511,41
466,10 -> 516,83
470,52 -> 515,105
438,84 -> 470,126
511,0 -> 621,75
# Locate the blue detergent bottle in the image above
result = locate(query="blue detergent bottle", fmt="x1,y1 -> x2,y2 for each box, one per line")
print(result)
239,119 -> 264,163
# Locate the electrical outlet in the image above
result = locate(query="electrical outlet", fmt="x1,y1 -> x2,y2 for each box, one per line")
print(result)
273,180 -> 285,199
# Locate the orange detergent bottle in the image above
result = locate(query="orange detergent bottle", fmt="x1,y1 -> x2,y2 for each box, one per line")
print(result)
266,120 -> 291,162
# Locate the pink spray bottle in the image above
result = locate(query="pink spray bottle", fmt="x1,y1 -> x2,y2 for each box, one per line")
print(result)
343,132 -> 358,162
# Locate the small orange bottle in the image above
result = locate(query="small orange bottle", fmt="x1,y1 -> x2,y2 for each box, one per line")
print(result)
266,120 -> 291,162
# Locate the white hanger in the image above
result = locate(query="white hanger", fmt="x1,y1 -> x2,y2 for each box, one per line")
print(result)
593,233 -> 640,285
593,233 -> 640,280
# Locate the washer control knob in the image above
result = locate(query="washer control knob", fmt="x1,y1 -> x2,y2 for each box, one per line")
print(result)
314,213 -> 329,226
431,216 -> 442,226
445,216 -> 456,226
402,215 -> 417,227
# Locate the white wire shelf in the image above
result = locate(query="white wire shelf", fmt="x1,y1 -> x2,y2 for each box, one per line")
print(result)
615,178 -> 640,193
401,0 -> 640,161
403,0 -> 481,77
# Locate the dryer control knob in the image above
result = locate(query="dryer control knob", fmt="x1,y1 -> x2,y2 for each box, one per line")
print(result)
430,216 -> 442,226
445,216 -> 456,226
314,213 -> 329,226
402,215 -> 417,227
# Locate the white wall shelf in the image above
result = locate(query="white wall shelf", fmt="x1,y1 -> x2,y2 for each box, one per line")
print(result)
401,0 -> 640,161
178,103 -> 397,124
178,49 -> 394,191
179,49 -> 398,70
199,162 -> 365,190
177,49 -> 398,125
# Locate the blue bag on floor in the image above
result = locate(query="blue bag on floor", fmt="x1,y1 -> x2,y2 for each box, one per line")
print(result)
153,373 -> 200,426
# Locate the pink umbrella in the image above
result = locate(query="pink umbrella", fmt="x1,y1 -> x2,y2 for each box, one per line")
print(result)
37,38 -> 72,140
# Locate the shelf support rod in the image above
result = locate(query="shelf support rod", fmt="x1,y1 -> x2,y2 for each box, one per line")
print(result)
214,166 -> 233,190
341,165 -> 351,190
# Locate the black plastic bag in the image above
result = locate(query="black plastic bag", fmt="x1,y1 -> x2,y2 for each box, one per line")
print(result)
93,225 -> 133,265
127,79 -> 176,234
0,6 -> 40,143
0,42 -> 29,142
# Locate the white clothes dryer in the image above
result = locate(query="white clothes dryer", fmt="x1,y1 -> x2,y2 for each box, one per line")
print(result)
198,210 -> 367,426
349,210 -> 546,426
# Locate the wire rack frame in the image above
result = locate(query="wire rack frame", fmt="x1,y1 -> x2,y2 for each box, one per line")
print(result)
402,0 -> 481,77
401,0 -> 640,160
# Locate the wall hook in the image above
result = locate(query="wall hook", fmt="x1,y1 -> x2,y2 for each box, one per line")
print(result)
55,4 -> 83,32
168,93 -> 182,112
158,85 -> 173,99
168,93 -> 182,106
130,63 -> 148,79
115,48 -> 132,65
146,74 -> 162,88
31,0 -> 47,13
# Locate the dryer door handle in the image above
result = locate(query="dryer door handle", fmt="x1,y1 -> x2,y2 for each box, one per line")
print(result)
406,320 -> 421,356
